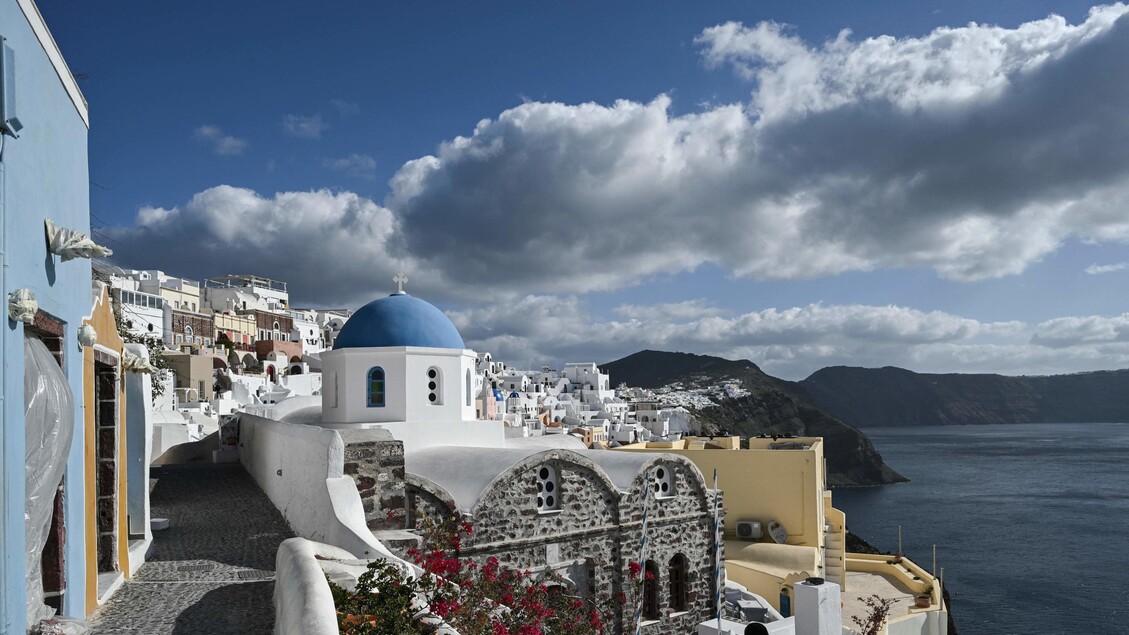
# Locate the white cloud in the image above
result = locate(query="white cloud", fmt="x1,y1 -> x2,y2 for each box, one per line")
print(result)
193,125 -> 247,156
613,299 -> 724,321
283,114 -> 327,139
449,297 -> 1038,377
101,180 -> 1129,377
1085,262 -> 1129,275
323,153 -> 377,179
1031,313 -> 1129,348
696,5 -> 1129,121
330,99 -> 361,117
387,6 -> 1129,293
102,186 -> 419,306
113,9 -> 1129,379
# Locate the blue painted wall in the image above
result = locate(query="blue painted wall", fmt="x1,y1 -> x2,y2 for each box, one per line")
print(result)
1,1 -> 91,630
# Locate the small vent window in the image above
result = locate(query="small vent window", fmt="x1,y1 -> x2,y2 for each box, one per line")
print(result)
427,367 -> 442,405
536,465 -> 559,512
652,465 -> 674,499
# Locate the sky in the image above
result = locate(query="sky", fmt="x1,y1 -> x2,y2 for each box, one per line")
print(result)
39,0 -> 1129,379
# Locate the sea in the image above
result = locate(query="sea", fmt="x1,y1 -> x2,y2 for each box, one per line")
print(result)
832,423 -> 1129,635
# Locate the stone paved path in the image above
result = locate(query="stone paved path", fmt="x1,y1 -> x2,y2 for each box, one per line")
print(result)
89,463 -> 294,634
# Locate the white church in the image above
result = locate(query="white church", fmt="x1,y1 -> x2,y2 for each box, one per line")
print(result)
249,278 -> 727,634
317,286 -> 504,451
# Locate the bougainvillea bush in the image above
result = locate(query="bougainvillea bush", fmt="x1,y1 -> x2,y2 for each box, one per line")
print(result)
329,514 -> 642,635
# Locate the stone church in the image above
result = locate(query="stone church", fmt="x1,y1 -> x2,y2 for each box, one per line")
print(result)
311,287 -> 723,633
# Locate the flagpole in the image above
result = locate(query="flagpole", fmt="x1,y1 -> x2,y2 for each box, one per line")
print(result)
634,471 -> 653,635
714,468 -> 723,631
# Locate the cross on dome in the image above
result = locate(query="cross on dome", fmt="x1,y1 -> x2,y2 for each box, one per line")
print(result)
393,271 -> 408,294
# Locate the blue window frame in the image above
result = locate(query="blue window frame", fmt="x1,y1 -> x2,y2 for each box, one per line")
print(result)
367,367 -> 385,407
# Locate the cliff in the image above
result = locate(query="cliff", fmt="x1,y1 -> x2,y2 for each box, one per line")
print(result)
799,366 -> 1129,428
602,350 -> 906,487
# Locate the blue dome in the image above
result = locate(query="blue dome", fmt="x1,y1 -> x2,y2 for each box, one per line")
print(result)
333,293 -> 465,350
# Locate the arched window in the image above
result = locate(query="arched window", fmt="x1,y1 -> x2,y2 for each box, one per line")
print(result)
367,367 -> 385,407
668,554 -> 688,612
427,367 -> 442,405
642,561 -> 660,620
465,369 -> 472,407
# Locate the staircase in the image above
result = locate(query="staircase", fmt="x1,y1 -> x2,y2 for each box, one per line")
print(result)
823,525 -> 846,587
822,495 -> 847,589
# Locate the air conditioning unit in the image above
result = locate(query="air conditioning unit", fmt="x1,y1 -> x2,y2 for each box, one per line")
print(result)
736,520 -> 763,540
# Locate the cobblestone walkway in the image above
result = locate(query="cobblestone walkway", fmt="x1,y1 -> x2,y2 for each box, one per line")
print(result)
89,463 -> 294,634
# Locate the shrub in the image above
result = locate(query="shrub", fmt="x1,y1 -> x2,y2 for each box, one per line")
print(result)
851,594 -> 895,635
329,514 -> 638,635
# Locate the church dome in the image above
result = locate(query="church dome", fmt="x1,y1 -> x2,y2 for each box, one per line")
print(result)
333,293 -> 466,350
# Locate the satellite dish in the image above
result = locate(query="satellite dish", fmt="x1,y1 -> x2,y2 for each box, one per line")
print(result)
767,519 -> 788,544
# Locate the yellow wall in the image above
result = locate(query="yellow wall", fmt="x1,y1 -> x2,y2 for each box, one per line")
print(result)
213,311 -> 256,345
83,288 -> 130,613
847,553 -> 939,603
617,437 -> 826,547
157,286 -> 200,313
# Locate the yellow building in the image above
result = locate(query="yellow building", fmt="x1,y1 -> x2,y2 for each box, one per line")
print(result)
212,310 -> 257,349
82,287 -> 131,611
616,436 -> 843,606
615,435 -> 947,632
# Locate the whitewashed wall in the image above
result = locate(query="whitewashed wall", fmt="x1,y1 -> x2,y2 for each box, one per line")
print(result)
237,414 -> 397,560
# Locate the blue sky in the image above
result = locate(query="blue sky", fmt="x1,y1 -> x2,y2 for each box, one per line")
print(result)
41,1 -> 1129,378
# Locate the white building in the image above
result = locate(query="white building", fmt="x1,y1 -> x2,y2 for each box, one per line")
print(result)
289,310 -> 326,355
136,269 -> 202,312
203,274 -> 289,312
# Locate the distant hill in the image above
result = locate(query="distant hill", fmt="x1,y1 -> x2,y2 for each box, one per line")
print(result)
799,366 -> 1129,428
602,350 -> 906,487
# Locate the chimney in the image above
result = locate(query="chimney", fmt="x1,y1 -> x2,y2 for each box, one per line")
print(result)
793,578 -> 841,635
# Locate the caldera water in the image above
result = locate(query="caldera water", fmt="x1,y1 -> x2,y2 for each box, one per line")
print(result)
832,422 -> 1129,635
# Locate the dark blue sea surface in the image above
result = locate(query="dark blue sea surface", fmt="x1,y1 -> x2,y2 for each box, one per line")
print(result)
833,423 -> 1129,635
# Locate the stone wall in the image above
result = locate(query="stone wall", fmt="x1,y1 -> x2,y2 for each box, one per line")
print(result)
170,309 -> 214,345
403,451 -> 723,635
338,430 -> 406,532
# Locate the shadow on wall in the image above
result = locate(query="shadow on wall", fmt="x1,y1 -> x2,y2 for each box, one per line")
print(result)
172,581 -> 273,634
151,431 -> 218,465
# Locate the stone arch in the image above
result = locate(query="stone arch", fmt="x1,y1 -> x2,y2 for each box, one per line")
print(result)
626,454 -> 710,513
405,473 -> 458,528
470,449 -> 622,523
